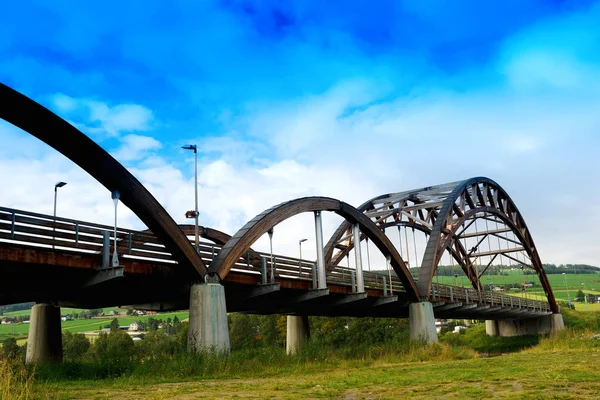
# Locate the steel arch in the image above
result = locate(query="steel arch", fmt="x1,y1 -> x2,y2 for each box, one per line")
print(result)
0,83 -> 207,279
208,196 -> 420,301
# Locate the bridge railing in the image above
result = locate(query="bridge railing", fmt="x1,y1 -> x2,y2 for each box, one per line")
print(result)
0,206 -> 551,312
430,284 -> 551,313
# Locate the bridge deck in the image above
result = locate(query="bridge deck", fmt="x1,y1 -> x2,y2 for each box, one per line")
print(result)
0,206 -> 552,319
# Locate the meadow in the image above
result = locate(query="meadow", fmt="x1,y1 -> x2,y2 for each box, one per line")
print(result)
0,311 -> 189,345
16,325 -> 600,399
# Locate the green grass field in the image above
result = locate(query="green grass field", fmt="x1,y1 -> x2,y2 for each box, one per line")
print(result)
0,311 -> 189,343
30,337 -> 600,399
0,306 -> 127,318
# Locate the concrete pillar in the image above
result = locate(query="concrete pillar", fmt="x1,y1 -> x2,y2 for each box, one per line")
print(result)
26,303 -> 62,364
286,315 -> 310,355
485,320 -> 499,337
409,302 -> 438,343
551,313 -> 565,333
188,283 -> 230,353
494,314 -> 564,337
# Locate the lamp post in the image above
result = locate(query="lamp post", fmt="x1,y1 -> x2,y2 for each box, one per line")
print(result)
298,238 -> 307,273
182,144 -> 199,253
53,181 -> 67,249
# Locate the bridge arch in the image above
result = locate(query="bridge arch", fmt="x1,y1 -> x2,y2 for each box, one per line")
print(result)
323,177 -> 558,313
324,182 -> 480,289
208,196 -> 420,301
418,177 -> 558,313
0,83 -> 207,279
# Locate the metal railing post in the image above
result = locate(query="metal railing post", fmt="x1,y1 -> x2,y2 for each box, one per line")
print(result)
74,223 -> 79,247
102,231 -> 110,268
312,262 -> 317,289
314,211 -> 327,289
353,224 -> 365,293
261,256 -> 267,285
127,232 -> 132,254
10,212 -> 15,239
450,286 -> 454,302
351,270 -> 356,293
383,276 -> 388,296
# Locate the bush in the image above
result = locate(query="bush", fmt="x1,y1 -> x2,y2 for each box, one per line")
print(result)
1,337 -> 21,360
62,332 -> 90,362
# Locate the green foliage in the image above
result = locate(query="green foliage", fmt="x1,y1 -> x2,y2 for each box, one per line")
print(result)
1,337 -> 21,359
439,323 -> 539,354
109,318 -> 120,332
92,330 -> 135,377
62,332 -> 90,362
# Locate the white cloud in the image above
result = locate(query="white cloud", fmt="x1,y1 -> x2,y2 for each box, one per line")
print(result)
85,101 -> 154,136
112,134 -> 163,162
50,94 -> 154,138
52,93 -> 78,113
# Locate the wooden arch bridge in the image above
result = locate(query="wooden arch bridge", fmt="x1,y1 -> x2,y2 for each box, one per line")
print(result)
0,83 -> 564,362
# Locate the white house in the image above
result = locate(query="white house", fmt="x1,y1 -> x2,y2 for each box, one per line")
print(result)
129,322 -> 139,331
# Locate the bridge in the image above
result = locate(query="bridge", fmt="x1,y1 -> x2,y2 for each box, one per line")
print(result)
0,83 -> 564,363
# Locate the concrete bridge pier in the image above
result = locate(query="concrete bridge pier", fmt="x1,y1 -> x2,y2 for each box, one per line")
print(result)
26,303 -> 63,364
188,282 -> 230,353
409,302 -> 438,343
286,315 -> 310,355
485,313 -> 565,337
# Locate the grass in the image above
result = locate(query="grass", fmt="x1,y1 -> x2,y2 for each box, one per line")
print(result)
31,340 -> 600,399
0,307 -> 126,318
0,358 -> 34,400
6,307 -> 600,399
0,312 -> 189,343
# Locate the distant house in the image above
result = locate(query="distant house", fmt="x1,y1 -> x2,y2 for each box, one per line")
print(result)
129,322 -> 139,331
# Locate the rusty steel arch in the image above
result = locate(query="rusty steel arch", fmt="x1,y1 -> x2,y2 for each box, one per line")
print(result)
208,196 -> 420,301
0,83 -> 207,279
417,177 -> 559,313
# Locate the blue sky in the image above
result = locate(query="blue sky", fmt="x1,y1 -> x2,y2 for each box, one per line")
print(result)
1,0 -> 599,266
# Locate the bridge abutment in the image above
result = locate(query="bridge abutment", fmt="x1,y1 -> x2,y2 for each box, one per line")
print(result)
286,315 -> 310,355
26,303 -> 62,364
485,320 -> 499,336
485,313 -> 565,337
187,283 -> 230,353
409,302 -> 438,343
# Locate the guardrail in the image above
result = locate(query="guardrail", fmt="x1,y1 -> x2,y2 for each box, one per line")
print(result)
431,284 -> 551,313
0,206 -> 551,313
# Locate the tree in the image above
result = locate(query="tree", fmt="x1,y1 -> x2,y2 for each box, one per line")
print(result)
1,337 -> 20,359
63,331 -> 91,361
575,289 -> 586,302
110,318 -> 120,332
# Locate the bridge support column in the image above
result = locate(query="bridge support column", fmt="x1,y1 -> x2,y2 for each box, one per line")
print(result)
188,283 -> 230,353
485,320 -> 499,337
26,303 -> 62,364
409,302 -> 438,343
488,314 -> 564,337
550,313 -> 565,333
286,315 -> 310,355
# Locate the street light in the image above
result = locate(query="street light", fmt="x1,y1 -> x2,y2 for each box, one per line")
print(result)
182,144 -> 199,253
299,238 -> 307,274
53,181 -> 67,249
